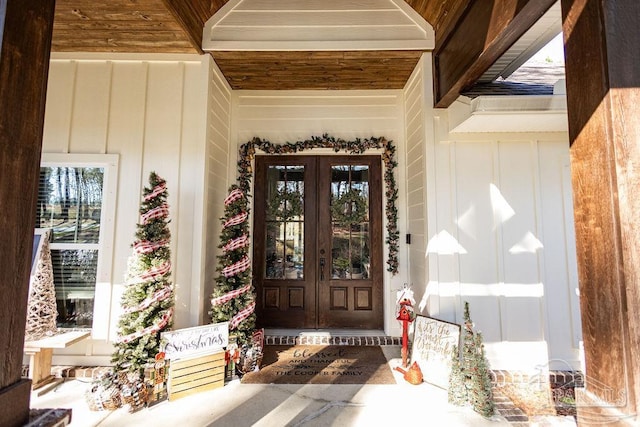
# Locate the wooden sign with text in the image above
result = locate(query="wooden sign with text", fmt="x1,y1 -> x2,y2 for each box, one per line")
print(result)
410,315 -> 460,389
161,322 -> 229,360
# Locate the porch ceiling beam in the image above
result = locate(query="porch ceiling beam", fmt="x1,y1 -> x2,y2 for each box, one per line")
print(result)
160,0 -> 213,54
433,0 -> 556,108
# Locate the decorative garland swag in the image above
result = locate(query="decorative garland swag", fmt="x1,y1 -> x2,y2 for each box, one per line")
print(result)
237,134 -> 399,275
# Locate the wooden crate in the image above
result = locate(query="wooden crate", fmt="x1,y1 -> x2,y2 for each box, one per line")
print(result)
168,350 -> 225,401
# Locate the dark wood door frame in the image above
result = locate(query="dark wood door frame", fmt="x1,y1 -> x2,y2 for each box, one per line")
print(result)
253,155 -> 383,330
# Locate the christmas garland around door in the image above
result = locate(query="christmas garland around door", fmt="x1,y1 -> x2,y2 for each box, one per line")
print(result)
237,134 -> 399,274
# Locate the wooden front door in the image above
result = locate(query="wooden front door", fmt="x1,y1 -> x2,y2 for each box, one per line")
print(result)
253,155 -> 383,329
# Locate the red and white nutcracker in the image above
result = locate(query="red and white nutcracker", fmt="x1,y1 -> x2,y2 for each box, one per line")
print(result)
396,285 -> 416,368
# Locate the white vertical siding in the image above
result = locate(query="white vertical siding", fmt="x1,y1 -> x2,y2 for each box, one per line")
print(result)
402,55 -> 428,316
425,131 -> 581,370
42,54 -> 211,363
203,60 -> 233,323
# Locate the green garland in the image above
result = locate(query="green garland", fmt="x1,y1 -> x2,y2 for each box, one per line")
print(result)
237,134 -> 399,275
332,188 -> 367,227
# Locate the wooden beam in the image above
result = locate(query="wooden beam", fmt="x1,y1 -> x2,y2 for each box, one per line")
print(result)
160,0 -> 212,54
433,0 -> 555,108
0,1 -> 55,425
561,0 -> 640,423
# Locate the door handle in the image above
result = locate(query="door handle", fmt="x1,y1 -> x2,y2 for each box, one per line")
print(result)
319,257 -> 325,281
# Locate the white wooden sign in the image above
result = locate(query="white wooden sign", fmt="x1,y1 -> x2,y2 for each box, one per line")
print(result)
410,315 -> 461,389
161,322 -> 229,360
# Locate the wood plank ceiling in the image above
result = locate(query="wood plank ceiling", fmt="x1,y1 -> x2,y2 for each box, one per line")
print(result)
51,0 -> 552,103
51,0 -> 469,91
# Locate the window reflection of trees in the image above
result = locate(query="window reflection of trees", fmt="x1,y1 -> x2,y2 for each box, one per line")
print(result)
37,167 -> 104,244
331,165 -> 370,280
36,166 -> 104,328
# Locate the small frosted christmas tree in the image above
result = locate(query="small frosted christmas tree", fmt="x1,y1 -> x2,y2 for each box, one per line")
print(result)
470,331 -> 495,417
447,301 -> 495,417
112,172 -> 174,377
210,185 -> 256,345
447,345 -> 468,406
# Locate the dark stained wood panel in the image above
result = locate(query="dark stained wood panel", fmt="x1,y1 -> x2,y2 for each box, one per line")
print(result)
161,0 -> 213,53
561,0 -> 640,419
405,0 -> 471,50
0,1 -> 56,422
211,51 -> 424,90
52,0 -> 197,53
434,0 -> 556,107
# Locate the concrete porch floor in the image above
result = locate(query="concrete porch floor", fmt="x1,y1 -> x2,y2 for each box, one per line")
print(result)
28,347 -> 578,427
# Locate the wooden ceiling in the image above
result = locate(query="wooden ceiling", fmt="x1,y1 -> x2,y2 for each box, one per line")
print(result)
50,0 -> 555,105
50,0 -> 465,91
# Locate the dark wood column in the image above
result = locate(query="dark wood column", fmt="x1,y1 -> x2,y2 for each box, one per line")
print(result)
0,1 -> 55,426
561,0 -> 640,424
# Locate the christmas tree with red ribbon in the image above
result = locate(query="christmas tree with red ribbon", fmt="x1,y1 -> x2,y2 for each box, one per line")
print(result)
112,172 -> 174,377
210,184 -> 256,344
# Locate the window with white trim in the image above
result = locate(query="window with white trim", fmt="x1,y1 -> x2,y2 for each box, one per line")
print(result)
35,154 -> 118,329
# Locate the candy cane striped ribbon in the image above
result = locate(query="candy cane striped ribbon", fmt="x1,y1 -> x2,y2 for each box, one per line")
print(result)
128,261 -> 171,284
224,188 -> 244,206
144,182 -> 167,201
124,286 -> 173,314
223,212 -> 248,228
222,235 -> 249,252
141,204 -> 169,224
141,261 -> 171,281
229,302 -> 256,330
133,239 -> 169,254
211,283 -> 252,307
118,307 -> 174,344
222,255 -> 251,278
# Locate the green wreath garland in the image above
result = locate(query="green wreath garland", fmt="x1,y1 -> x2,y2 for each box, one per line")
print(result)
332,189 -> 367,227
236,134 -> 400,275
268,188 -> 303,220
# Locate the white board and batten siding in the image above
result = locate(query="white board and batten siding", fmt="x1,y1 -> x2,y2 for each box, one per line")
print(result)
427,134 -> 582,371
41,53 -> 221,364
204,60 -> 234,323
406,54 -> 582,370
233,89 -> 411,335
203,0 -> 434,51
402,54 -> 430,314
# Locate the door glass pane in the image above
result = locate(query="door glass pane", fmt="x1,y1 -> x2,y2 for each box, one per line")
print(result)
265,165 -> 304,280
330,165 -> 370,279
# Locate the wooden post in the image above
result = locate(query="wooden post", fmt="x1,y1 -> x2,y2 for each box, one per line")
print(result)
0,1 -> 55,426
561,0 -> 640,424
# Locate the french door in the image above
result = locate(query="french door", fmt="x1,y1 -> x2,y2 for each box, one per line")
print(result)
253,155 -> 383,329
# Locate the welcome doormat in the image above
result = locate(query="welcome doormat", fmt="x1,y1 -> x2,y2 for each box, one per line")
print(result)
241,345 -> 396,385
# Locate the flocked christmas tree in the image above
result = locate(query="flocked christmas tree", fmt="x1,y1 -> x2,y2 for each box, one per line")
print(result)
112,172 -> 174,377
209,184 -> 256,345
448,301 -> 495,417
447,344 -> 468,406
470,331 -> 495,417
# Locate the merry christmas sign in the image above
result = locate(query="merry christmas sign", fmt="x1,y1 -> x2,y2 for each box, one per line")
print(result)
411,316 -> 460,389
161,322 -> 229,360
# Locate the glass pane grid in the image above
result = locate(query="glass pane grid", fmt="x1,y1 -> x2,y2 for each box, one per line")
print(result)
265,165 -> 304,280
330,165 -> 371,280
